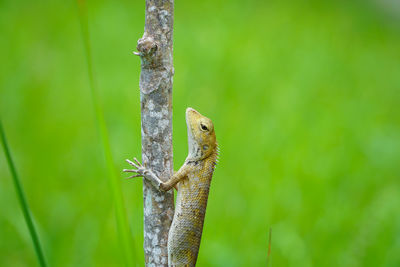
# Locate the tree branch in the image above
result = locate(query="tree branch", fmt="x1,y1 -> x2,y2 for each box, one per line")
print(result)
136,0 -> 174,265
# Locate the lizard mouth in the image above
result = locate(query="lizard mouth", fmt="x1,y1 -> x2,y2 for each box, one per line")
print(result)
186,107 -> 197,132
186,107 -> 199,117
186,107 -> 200,160
185,107 -> 200,128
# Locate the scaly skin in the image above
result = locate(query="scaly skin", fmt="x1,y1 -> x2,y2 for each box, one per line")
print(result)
124,108 -> 218,267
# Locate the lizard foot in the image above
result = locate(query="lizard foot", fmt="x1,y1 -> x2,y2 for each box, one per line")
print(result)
123,157 -> 147,179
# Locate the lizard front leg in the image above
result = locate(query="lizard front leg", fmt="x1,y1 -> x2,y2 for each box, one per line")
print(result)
123,158 -> 188,191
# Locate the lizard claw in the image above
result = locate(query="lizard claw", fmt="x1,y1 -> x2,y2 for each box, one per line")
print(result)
124,158 -> 147,179
123,169 -> 138,173
126,159 -> 139,169
125,174 -> 142,179
133,157 -> 142,167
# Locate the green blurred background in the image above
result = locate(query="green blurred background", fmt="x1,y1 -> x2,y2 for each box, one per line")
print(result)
1,0 -> 400,266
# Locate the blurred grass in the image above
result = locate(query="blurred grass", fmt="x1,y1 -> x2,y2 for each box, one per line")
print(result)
0,121 -> 47,267
76,0 -> 135,266
1,0 -> 400,266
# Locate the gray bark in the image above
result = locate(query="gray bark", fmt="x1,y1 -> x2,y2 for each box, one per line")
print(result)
136,0 -> 174,266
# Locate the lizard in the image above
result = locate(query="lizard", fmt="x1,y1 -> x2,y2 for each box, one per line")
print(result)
123,107 -> 218,267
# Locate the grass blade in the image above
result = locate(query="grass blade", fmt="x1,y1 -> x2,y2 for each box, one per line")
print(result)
0,121 -> 47,267
76,1 -> 135,266
266,227 -> 272,267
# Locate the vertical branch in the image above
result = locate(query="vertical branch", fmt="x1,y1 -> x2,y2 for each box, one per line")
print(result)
136,0 -> 174,266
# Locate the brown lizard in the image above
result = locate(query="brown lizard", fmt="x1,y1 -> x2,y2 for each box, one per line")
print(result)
124,107 -> 218,266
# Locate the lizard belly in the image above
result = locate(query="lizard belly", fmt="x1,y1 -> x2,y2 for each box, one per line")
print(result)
168,175 -> 211,266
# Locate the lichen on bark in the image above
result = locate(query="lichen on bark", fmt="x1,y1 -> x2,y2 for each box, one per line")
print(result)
136,0 -> 175,266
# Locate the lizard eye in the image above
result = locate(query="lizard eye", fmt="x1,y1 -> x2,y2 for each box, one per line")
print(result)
200,123 -> 208,131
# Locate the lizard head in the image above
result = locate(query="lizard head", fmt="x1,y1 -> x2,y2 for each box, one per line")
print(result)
186,107 -> 217,161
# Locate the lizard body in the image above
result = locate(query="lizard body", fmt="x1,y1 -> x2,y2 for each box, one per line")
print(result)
124,107 -> 218,266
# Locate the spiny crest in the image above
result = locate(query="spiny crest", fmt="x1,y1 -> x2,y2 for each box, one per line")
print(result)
212,143 -> 219,169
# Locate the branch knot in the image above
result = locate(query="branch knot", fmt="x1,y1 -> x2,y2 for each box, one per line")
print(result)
135,35 -> 164,69
135,36 -> 157,55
